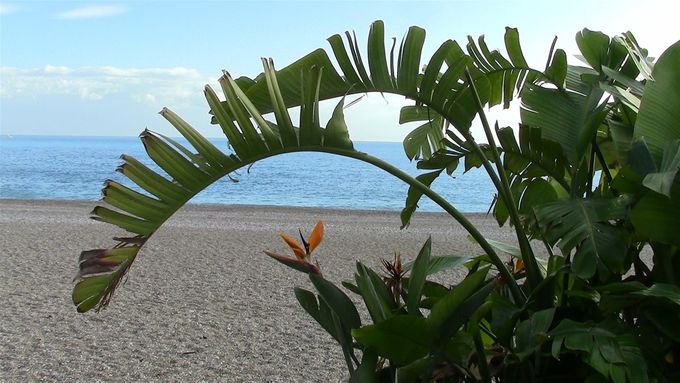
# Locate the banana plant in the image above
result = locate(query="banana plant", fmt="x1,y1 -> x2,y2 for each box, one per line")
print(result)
75,20 -> 565,313
73,19 -> 680,382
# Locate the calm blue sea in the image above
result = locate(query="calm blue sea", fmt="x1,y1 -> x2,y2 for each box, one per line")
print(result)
0,135 -> 495,212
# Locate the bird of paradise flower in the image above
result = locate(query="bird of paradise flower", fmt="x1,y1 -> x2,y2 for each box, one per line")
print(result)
264,221 -> 324,275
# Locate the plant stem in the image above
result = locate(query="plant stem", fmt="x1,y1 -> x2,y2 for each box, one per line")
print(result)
472,327 -> 492,383
330,148 -> 525,304
463,68 -> 543,289
115,142 -> 524,305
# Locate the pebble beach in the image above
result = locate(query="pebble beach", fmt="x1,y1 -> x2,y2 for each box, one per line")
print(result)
0,199 -> 516,382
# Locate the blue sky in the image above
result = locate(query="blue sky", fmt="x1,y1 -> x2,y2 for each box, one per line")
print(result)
1,0 -> 678,141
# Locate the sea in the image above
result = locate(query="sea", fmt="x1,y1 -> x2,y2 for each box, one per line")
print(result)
0,135 -> 495,213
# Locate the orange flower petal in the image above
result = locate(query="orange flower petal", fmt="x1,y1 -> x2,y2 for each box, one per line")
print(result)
280,233 -> 306,260
308,221 -> 324,254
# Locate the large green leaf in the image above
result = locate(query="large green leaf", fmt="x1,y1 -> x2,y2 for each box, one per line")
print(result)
634,40 -> 680,163
403,255 -> 472,276
514,308 -> 555,360
400,106 -> 446,161
354,262 -> 396,323
310,274 -> 362,330
575,29 -> 611,72
352,315 -> 434,366
633,283 -> 680,307
294,287 -> 342,344
323,97 -> 354,150
641,139 -> 680,197
428,267 -> 494,348
534,197 -> 630,278
496,125 -> 570,191
400,170 -> 442,229
520,81 -> 606,166
550,320 -> 649,383
406,237 -> 432,315
630,178 -> 680,246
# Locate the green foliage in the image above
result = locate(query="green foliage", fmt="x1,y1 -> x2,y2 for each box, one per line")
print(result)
74,19 -> 680,382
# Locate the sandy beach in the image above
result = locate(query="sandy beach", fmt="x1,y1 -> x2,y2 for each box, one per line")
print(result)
0,199 -> 516,382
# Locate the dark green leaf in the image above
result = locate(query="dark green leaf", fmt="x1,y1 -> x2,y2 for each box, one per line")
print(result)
402,118 -> 445,161
514,308 -> 555,360
534,197 -> 630,278
116,155 -> 187,204
310,273 -> 361,329
204,84 -> 250,158
397,25 -> 426,96
294,287 -> 340,343
159,107 -> 232,171
406,237 -> 432,315
576,29 -> 610,72
641,139 -> 680,197
101,180 -> 167,223
630,181 -> 680,246
261,58 -> 298,147
403,255 -> 471,276
367,20 -> 392,90
400,170 -> 442,228
349,350 -> 379,383
643,306 -> 680,342
352,315 -> 433,366
299,65 -> 323,146
326,34 -> 363,87
355,262 -> 395,322
91,206 -> 155,236
520,83 -> 604,165
633,283 -> 680,306
519,178 -> 558,215
545,49 -> 567,87
634,40 -> 680,163
323,97 -> 355,150
395,356 -> 433,383
140,131 -> 210,188
221,73 -> 282,151
428,267 -> 490,329
420,40 -> 465,102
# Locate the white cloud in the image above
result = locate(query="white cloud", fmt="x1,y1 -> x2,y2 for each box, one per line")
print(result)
44,64 -> 73,75
55,5 -> 127,19
0,65 -> 213,104
0,3 -> 20,14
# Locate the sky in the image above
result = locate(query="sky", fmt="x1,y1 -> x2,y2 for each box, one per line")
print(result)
1,0 -> 678,142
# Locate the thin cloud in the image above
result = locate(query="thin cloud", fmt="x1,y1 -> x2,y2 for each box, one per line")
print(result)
0,3 -> 21,14
55,5 -> 127,19
0,65 -> 214,104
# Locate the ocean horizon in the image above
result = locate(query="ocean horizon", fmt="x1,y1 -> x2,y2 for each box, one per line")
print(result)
0,135 -> 496,213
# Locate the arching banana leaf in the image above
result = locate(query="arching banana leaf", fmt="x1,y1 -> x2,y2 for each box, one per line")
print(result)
73,69 -> 359,313
74,20 -> 562,313
224,21 -> 566,159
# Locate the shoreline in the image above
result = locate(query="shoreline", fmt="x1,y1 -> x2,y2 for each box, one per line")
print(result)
0,198 -> 511,381
0,197 -> 491,217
